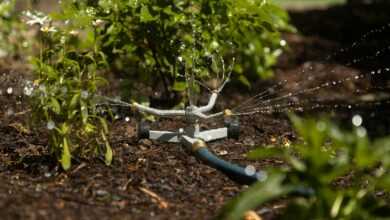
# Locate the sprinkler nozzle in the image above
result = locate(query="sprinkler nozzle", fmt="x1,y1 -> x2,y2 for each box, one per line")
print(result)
192,140 -> 207,152
130,102 -> 138,112
224,109 -> 233,117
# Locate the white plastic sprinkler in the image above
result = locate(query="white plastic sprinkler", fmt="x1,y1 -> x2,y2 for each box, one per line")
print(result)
132,79 -> 238,147
131,73 -> 264,185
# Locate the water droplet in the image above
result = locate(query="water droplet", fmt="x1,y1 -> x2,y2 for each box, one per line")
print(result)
352,114 -> 363,127
6,87 -> 13,95
245,165 -> 256,176
125,117 -> 130,122
47,121 -> 55,130
6,108 -> 14,116
280,39 -> 287,47
24,86 -> 34,96
178,56 -> 183,62
81,90 -> 89,99
61,87 -> 68,94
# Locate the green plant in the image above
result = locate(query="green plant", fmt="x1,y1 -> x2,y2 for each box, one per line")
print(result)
27,10 -> 112,170
27,0 -> 291,170
0,0 -> 31,59
219,115 -> 390,220
53,0 -> 292,101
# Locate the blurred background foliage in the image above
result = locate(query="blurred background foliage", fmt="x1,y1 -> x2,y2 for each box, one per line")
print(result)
219,115 -> 390,220
51,0 -> 292,104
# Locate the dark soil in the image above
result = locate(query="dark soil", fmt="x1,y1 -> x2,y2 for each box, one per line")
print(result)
1,3 -> 390,220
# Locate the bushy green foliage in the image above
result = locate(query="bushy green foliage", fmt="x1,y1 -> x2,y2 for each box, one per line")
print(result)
53,0 -> 291,99
25,0 -> 291,170
28,11 -> 112,170
0,0 -> 30,59
219,115 -> 390,220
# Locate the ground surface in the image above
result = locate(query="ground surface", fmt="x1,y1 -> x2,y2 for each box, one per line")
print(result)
1,3 -> 390,220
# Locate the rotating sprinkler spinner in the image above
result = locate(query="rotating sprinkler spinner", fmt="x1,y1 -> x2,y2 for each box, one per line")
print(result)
129,60 -> 266,185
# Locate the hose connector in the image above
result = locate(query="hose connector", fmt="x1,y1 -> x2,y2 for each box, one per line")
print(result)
192,139 -> 207,152
130,101 -> 138,113
224,109 -> 233,118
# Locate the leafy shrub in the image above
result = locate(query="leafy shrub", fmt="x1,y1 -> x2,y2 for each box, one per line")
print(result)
219,115 -> 390,220
25,0 -> 291,169
27,11 -> 112,170
22,0 -> 292,170
53,0 -> 292,100
0,0 -> 31,59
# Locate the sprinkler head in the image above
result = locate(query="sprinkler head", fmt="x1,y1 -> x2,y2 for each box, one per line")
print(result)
192,139 -> 207,152
130,102 -> 138,112
223,109 -> 233,117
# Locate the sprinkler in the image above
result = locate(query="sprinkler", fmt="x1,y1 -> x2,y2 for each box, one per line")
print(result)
131,74 -> 266,185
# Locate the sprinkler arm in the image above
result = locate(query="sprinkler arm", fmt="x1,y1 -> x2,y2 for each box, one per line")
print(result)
196,91 -> 219,113
132,75 -> 230,119
132,102 -> 185,117
133,101 -> 224,120
195,76 -> 230,114
132,91 -> 224,119
192,111 -> 223,119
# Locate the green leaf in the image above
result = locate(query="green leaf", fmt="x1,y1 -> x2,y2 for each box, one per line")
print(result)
99,117 -> 109,133
289,156 -> 307,172
140,5 -> 155,22
80,100 -> 89,124
50,97 -> 61,114
70,93 -> 80,108
172,81 -> 187,92
61,137 -> 71,170
217,174 -> 290,220
247,147 -> 284,160
238,75 -> 251,88
101,131 -> 112,166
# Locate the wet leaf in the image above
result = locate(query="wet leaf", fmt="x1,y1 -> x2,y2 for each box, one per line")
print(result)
218,174 -> 290,220
61,137 -> 71,170
140,5 -> 155,22
50,97 -> 61,114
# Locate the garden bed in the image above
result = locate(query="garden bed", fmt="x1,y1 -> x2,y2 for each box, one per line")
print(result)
0,3 -> 389,220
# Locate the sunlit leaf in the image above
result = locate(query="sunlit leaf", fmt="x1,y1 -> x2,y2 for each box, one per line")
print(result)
60,137 -> 72,170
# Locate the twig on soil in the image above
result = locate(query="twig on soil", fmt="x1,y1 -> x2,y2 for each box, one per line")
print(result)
139,187 -> 170,209
120,178 -> 133,191
13,109 -> 31,116
71,162 -> 87,175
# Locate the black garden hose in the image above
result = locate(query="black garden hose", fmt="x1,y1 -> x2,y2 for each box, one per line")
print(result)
192,147 -> 315,197
193,147 -> 265,185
